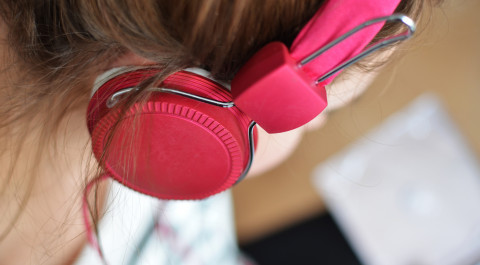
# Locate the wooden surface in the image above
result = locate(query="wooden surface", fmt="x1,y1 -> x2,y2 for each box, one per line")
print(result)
233,0 -> 480,244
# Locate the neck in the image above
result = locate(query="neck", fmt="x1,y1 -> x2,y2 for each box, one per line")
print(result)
0,107 -> 96,265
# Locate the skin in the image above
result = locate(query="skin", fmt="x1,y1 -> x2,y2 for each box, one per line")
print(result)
0,39 -> 383,264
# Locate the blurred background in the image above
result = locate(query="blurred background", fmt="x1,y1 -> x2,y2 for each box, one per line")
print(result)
233,0 -> 480,264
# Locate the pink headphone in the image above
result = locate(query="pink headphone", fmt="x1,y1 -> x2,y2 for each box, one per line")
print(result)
86,0 -> 414,200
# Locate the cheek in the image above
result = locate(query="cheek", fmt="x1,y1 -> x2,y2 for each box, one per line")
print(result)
325,69 -> 380,111
244,69 -> 380,177
247,126 -> 305,177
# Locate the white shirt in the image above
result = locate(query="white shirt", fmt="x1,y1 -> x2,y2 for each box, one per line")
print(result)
75,181 -> 249,265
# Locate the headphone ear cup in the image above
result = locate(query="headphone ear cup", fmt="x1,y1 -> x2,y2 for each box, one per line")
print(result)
87,69 -> 254,200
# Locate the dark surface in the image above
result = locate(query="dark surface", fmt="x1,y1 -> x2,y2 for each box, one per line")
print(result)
240,213 -> 362,265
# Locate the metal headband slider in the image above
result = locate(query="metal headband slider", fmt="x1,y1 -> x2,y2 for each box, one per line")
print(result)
298,14 -> 416,84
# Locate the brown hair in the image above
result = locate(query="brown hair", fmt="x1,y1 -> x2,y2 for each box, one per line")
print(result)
0,0 -> 442,244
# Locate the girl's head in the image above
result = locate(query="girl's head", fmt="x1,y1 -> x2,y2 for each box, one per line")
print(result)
0,0 -> 442,263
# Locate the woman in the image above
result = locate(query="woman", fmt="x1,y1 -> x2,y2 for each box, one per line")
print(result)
0,0 -> 440,264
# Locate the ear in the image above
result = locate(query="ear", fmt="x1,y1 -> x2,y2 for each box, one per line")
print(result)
106,51 -> 156,69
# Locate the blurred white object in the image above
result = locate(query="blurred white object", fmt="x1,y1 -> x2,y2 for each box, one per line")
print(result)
312,94 -> 480,265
